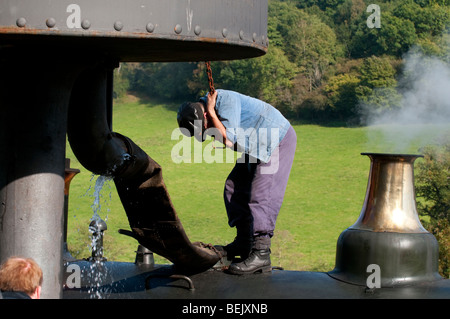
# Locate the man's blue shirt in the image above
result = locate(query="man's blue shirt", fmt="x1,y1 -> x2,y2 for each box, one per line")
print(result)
201,89 -> 291,163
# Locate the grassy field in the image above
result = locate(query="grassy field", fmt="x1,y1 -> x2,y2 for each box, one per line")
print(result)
65,96 -> 440,271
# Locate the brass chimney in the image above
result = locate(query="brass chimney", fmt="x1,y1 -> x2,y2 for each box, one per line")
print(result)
329,153 -> 442,287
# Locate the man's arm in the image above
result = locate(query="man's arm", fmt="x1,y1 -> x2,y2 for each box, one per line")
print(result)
206,91 -> 234,148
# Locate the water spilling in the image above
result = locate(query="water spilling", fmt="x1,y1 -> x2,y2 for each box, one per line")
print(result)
86,175 -> 112,299
90,174 -> 112,222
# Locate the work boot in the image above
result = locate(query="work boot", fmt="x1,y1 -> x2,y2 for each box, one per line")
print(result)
215,223 -> 253,261
227,236 -> 271,275
215,237 -> 253,261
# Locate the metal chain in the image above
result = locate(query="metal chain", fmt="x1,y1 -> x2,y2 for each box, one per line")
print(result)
205,61 -> 224,149
205,61 -> 215,94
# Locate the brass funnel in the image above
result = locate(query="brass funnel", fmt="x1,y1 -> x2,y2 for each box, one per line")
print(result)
350,153 -> 427,233
329,153 -> 441,287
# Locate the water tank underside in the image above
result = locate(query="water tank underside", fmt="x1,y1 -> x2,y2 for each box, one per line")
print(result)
0,0 -> 268,62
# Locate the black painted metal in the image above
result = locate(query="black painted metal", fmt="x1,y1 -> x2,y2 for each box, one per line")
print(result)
62,261 -> 450,299
329,230 -> 442,287
0,58 -> 85,299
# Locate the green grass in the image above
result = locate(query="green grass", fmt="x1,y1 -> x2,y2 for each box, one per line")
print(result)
65,96 -> 444,271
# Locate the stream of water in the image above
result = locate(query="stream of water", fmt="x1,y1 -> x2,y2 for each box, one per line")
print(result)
86,174 -> 112,299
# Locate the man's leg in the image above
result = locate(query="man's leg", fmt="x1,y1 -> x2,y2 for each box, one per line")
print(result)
218,154 -> 256,260
251,126 -> 297,238
227,126 -> 297,274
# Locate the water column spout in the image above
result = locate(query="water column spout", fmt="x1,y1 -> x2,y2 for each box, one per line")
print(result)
89,218 -> 108,262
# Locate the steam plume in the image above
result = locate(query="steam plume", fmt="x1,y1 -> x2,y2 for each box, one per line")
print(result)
360,45 -> 450,153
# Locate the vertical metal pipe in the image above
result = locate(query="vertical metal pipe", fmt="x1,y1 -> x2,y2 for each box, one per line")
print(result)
106,64 -> 117,132
63,159 -> 80,259
0,55 -> 81,298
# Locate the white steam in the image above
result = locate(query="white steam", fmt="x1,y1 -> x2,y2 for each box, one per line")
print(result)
361,47 -> 450,154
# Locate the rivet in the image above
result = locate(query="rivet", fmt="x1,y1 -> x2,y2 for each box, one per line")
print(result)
16,17 -> 26,28
81,19 -> 91,30
194,25 -> 201,36
239,30 -> 244,40
114,21 -> 123,31
222,28 -> 228,38
46,18 -> 56,28
252,32 -> 257,42
146,23 -> 155,33
174,24 -> 182,34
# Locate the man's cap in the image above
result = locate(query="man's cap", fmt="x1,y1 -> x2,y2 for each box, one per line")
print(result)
177,102 -> 205,142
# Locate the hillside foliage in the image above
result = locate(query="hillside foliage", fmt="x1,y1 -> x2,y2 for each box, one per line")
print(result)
114,0 -> 450,124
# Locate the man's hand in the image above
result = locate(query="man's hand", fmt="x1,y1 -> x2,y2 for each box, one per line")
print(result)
206,90 -> 218,115
204,91 -> 233,148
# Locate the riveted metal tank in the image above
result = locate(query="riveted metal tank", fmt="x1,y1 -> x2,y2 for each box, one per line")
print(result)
0,0 -> 268,299
329,153 -> 442,287
0,0 -> 268,62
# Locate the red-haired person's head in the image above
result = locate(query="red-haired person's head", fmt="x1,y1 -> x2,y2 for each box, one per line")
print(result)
0,257 -> 43,299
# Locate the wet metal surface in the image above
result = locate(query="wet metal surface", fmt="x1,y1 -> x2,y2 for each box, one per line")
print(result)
62,260 -> 450,299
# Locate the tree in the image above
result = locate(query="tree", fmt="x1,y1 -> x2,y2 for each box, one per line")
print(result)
269,1 -> 342,90
349,9 -> 418,58
207,46 -> 297,115
286,11 -> 341,90
268,0 -> 305,54
295,0 -> 346,11
334,0 -> 367,56
127,62 -> 197,100
358,55 -> 397,88
394,1 -> 450,37
416,142 -> 450,222
355,56 -> 402,121
113,64 -> 131,99
416,141 -> 450,278
325,73 -> 360,119
376,12 -> 418,56
248,46 -> 297,110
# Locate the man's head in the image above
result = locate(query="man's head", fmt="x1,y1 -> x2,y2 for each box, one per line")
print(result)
177,101 -> 206,142
0,257 -> 43,299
